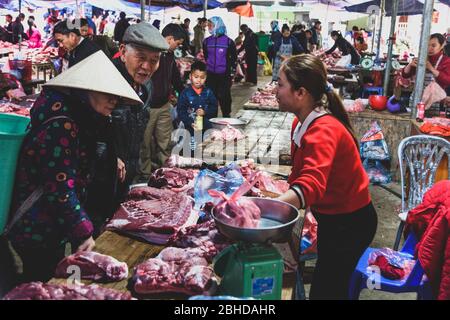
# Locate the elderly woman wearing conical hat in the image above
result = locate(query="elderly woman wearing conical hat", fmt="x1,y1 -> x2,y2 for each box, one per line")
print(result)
5,51 -> 142,283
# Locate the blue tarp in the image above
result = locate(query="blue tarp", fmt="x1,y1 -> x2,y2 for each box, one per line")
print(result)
123,0 -> 222,12
344,0 -> 426,16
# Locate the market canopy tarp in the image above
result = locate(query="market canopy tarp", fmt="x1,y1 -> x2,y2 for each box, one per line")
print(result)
344,0 -> 427,16
222,0 -> 297,9
124,0 -> 223,12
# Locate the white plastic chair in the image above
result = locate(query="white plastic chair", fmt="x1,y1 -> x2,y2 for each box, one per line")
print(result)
393,135 -> 450,250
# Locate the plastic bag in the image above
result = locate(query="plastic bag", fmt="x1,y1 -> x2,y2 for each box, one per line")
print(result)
360,121 -> 390,160
363,159 -> 392,185
208,172 -> 262,228
335,54 -> 351,67
260,52 -> 272,76
422,81 -> 447,110
300,209 -> 318,255
368,248 -> 416,280
193,162 -> 244,209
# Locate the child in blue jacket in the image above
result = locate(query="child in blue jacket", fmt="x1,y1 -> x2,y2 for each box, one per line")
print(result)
177,60 -> 218,137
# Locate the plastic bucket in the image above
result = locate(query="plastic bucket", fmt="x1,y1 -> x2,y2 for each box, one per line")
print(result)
257,34 -> 270,54
0,113 -> 30,233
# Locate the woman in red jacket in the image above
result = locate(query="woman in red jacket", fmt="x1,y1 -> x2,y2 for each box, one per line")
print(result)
402,33 -> 450,92
276,54 -> 378,300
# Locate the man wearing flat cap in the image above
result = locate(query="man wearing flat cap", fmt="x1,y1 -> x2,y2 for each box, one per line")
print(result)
111,22 -> 169,199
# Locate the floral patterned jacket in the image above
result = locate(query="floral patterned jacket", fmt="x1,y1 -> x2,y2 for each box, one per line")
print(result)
7,89 -> 109,249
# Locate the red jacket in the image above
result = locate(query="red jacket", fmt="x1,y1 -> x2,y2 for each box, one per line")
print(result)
402,52 -> 450,91
405,180 -> 450,300
288,115 -> 371,214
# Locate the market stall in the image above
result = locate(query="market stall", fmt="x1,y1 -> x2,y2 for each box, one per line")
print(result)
199,109 -> 294,166
36,161 -> 303,300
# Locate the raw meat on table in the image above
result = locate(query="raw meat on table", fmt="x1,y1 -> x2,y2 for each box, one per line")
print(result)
239,159 -> 289,196
148,167 -> 197,191
210,125 -> 245,141
132,247 -> 215,296
0,102 -> 30,117
168,220 -> 232,262
55,251 -> 128,282
3,282 -> 133,300
106,186 -> 195,244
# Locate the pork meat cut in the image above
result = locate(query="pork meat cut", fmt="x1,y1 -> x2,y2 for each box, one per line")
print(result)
54,251 -> 128,282
209,173 -> 262,228
168,220 -> 232,262
3,282 -> 133,300
132,247 -> 215,296
106,186 -> 195,244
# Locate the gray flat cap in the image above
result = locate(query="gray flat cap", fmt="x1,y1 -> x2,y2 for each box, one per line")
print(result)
123,22 -> 169,51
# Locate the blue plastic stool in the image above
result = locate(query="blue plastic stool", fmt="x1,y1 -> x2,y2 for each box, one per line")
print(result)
348,233 -> 433,300
362,86 -> 383,98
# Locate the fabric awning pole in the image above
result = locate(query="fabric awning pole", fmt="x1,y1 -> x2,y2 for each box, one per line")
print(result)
204,0 -> 208,18
411,0 -> 435,116
382,0 -> 399,95
375,0 -> 385,62
19,0 -> 22,14
148,0 -> 151,21
75,0 -> 80,18
370,13 -> 376,53
141,0 -> 145,21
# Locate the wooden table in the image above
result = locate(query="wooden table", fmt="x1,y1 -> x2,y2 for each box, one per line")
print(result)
199,110 -> 294,166
32,61 -> 56,82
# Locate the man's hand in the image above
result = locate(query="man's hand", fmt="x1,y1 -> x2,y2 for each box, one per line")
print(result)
6,89 -> 23,101
77,236 -> 95,252
117,158 -> 126,183
196,108 -> 205,116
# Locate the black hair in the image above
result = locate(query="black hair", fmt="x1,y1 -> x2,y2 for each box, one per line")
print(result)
161,23 -> 186,40
184,18 -> 190,23
80,18 -> 89,28
330,30 -> 342,38
305,29 -> 312,35
19,13 -> 25,20
240,24 -> 249,33
430,33 -> 445,46
120,12 -> 126,19
198,17 -> 207,23
299,24 -> 306,30
282,24 -> 290,33
314,20 -> 321,26
356,36 -> 364,44
191,60 -> 207,73
352,26 -> 359,31
53,19 -> 81,37
281,54 -> 358,146
27,16 -> 35,34
6,14 -> 12,19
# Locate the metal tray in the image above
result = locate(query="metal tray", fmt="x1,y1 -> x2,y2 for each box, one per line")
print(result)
212,197 -> 299,243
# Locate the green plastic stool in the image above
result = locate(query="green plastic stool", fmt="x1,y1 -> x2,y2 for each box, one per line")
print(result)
0,113 -> 30,233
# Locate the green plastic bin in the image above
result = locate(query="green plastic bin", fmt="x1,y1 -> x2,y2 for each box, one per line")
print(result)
257,34 -> 270,54
0,113 -> 30,233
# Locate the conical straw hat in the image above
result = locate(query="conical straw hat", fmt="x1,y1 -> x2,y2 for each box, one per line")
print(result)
43,50 -> 142,105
